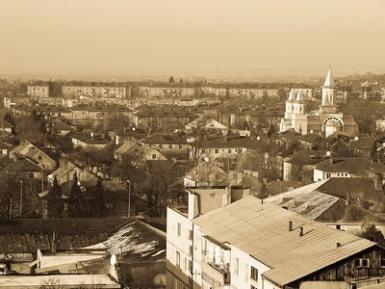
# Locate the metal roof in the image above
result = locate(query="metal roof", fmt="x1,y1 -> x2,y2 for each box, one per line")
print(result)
194,196 -> 375,287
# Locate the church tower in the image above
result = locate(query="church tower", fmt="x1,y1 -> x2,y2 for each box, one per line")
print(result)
320,68 -> 337,113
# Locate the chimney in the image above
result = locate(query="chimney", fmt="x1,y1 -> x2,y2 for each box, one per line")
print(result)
188,192 -> 200,220
288,221 -> 293,232
299,226 -> 304,237
336,242 -> 342,248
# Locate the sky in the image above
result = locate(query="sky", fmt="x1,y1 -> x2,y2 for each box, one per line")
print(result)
1,0 -> 385,78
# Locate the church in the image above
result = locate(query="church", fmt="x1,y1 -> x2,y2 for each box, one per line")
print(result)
279,68 -> 358,137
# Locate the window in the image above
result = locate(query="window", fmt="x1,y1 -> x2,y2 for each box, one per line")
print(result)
169,145 -> 172,149
354,258 -> 370,268
250,266 -> 258,281
177,222 -> 181,236
234,258 -> 239,275
380,257 -> 385,268
152,154 -> 157,159
188,229 -> 193,241
251,286 -> 257,289
188,260 -> 192,273
179,144 -> 182,149
176,251 -> 181,268
215,149 -> 219,153
228,149 -> 232,153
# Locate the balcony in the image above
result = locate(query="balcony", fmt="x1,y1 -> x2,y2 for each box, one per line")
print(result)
201,261 -> 230,287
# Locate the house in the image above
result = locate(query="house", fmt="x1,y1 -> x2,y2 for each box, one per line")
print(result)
48,121 -> 73,136
0,120 -> 14,134
48,159 -> 99,186
0,218 -> 165,288
0,140 -> 12,156
313,157 -> 385,182
132,144 -> 167,161
185,118 -> 229,135
71,131 -> 110,150
266,177 -> 385,222
167,194 -> 385,289
183,162 -> 227,187
141,134 -> 190,159
10,140 -> 57,172
113,137 -> 140,160
2,157 -> 43,180
196,136 -> 254,160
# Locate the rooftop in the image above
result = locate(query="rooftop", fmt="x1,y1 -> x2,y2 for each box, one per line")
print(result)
0,274 -> 120,288
194,196 -> 375,287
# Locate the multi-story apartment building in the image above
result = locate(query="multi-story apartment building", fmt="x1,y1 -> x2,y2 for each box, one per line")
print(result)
166,186 -> 250,289
167,192 -> 385,289
62,84 -> 129,98
201,87 -> 228,97
228,87 -> 280,100
27,84 -> 50,98
138,86 -> 198,98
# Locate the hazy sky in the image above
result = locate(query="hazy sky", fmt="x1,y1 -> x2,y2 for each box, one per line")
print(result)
1,0 -> 385,77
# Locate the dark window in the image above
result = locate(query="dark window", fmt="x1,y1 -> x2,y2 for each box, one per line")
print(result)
250,266 -> 258,281
355,258 -> 370,268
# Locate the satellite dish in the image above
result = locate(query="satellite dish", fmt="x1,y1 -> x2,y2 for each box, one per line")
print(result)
153,274 -> 166,286
110,254 -> 117,266
326,151 -> 331,157
354,136 -> 359,141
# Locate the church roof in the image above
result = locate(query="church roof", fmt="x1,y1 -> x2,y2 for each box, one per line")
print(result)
323,68 -> 334,87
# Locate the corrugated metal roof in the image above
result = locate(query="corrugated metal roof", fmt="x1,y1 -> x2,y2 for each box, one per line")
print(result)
194,196 -> 375,287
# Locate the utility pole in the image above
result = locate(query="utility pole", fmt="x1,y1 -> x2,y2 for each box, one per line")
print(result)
127,179 -> 131,218
19,180 -> 23,217
41,165 -> 45,194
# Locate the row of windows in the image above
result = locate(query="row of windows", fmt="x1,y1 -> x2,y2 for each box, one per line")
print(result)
177,222 -> 193,240
201,148 -> 242,154
157,144 -> 184,149
175,251 -> 192,272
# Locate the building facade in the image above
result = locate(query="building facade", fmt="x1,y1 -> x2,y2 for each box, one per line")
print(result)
27,85 -> 50,98
62,85 -> 128,98
280,68 -> 358,137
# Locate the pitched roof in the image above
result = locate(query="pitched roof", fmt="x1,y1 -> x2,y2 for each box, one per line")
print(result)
323,67 -> 334,87
0,274 -> 120,288
315,157 -> 385,176
194,196 -> 375,287
0,219 -> 165,258
142,134 -> 188,145
4,158 -> 41,172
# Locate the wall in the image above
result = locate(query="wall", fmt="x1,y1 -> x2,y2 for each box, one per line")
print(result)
230,246 -> 272,289
166,208 -> 194,281
120,260 -> 165,287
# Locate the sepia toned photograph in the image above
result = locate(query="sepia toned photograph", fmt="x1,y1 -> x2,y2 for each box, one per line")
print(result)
0,1 -> 385,288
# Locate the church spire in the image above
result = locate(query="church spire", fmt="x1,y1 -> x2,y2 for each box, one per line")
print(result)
321,67 -> 335,106
323,67 -> 334,88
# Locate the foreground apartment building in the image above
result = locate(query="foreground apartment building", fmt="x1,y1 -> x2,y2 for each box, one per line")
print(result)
166,188 -> 385,289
